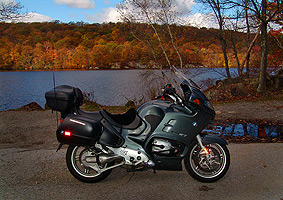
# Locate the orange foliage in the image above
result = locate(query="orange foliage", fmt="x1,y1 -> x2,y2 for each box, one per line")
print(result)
0,22 -> 282,70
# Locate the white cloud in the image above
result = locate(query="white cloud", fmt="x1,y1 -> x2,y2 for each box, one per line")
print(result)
116,0 -> 196,24
83,0 -> 216,28
4,12 -> 53,23
185,13 -> 262,32
54,0 -> 95,9
173,0 -> 196,16
185,13 -> 218,29
86,7 -> 120,23
0,0 -> 14,3
20,12 -> 53,23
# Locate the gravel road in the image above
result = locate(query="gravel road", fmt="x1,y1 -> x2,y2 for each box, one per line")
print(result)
0,105 -> 282,200
0,144 -> 282,200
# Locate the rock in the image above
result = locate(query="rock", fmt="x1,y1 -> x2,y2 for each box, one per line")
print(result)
19,102 -> 43,111
267,76 -> 283,90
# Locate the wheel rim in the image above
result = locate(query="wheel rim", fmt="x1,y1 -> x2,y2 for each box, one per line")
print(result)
189,143 -> 227,179
71,146 -> 102,178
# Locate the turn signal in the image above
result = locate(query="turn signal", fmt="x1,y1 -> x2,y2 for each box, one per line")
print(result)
64,131 -> 71,136
193,98 -> 201,105
203,148 -> 209,155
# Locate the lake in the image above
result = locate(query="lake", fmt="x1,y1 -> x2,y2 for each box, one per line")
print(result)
0,68 -> 237,111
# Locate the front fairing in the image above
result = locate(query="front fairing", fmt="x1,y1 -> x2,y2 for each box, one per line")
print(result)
142,102 -> 214,148
173,66 -> 215,114
138,67 -> 216,147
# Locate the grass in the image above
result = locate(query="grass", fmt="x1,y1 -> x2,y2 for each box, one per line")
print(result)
81,100 -> 137,113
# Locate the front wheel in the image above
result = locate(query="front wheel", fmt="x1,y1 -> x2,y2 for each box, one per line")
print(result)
66,145 -> 112,183
184,142 -> 230,182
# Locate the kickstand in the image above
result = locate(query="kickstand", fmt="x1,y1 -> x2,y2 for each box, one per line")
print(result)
56,143 -> 63,152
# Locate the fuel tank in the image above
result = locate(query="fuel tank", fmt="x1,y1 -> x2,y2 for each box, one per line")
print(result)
138,100 -> 172,133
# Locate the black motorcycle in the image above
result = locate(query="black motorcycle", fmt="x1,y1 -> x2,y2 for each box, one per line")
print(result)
45,67 -> 230,183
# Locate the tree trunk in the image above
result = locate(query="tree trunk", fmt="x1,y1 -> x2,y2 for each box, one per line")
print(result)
221,38 -> 231,79
257,22 -> 268,93
230,33 -> 242,76
240,28 -> 260,75
245,0 -> 251,78
229,26 -> 242,76
257,0 -> 268,93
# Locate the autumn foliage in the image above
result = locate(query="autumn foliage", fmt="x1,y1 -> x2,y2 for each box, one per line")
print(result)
0,21 -> 282,71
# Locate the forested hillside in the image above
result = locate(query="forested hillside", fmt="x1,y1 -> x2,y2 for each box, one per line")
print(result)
0,21 -> 282,71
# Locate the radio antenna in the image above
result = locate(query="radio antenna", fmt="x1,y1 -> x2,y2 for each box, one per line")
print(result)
53,64 -> 56,89
52,60 -> 59,128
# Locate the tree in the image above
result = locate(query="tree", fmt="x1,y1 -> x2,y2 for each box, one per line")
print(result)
229,0 -> 283,93
117,0 -> 184,70
197,0 -> 232,79
244,0 -> 252,77
225,7 -> 259,77
226,10 -> 245,76
249,0 -> 282,92
0,0 -> 27,22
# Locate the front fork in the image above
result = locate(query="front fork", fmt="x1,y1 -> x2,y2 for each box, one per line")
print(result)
196,134 -> 205,149
196,134 -> 209,155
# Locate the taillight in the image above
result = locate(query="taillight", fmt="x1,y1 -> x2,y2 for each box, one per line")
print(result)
64,131 -> 71,136
60,118 -> 63,123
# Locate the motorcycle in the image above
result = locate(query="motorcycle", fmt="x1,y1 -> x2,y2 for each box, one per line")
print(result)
45,67 -> 230,183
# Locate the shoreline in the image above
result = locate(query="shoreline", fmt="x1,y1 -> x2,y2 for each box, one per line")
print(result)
0,66 -> 228,72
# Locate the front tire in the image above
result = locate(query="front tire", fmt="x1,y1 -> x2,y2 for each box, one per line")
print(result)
66,145 -> 112,183
184,142 -> 230,182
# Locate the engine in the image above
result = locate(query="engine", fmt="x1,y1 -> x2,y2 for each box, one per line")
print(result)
151,138 -> 185,156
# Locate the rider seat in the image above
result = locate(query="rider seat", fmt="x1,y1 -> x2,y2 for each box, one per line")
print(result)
100,108 -> 141,129
77,109 -> 103,121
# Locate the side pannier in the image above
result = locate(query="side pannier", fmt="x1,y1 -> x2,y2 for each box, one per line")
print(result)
45,85 -> 83,114
56,114 -> 102,145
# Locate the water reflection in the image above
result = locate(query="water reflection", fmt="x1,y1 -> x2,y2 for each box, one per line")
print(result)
203,122 -> 282,138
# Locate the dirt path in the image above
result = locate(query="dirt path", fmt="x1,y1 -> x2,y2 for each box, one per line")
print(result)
0,101 -> 282,199
0,110 -> 58,150
213,100 -> 283,124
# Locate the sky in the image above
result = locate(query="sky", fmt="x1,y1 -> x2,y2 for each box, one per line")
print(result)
16,0 -> 122,23
1,0 -> 217,28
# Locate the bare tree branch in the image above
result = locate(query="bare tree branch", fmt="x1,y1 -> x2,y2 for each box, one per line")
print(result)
117,0 -> 184,70
0,1 -> 27,22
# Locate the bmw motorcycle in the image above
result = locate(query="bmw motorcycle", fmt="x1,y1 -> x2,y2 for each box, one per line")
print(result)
45,67 -> 230,183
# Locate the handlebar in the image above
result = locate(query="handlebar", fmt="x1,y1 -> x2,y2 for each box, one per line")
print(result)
156,82 -> 215,114
157,84 -> 183,105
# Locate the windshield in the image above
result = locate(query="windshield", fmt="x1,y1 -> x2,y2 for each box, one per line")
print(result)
172,66 -> 202,90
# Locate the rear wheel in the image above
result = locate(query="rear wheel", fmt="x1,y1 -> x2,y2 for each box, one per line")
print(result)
184,142 -> 230,182
66,145 -> 112,183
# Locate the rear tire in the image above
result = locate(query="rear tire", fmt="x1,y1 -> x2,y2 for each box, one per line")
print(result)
184,142 -> 230,182
66,145 -> 112,183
